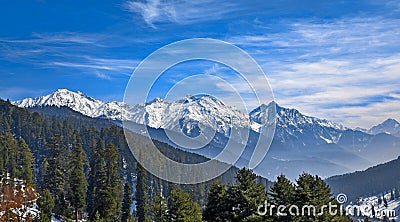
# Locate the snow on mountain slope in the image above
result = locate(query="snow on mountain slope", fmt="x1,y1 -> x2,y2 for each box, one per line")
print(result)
13,89 -> 133,121
13,89 -> 350,146
250,102 -> 346,148
14,89 -> 347,146
369,118 -> 400,137
13,89 -> 400,180
128,95 -> 251,138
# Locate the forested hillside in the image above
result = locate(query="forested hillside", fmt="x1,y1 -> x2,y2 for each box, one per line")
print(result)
326,156 -> 400,202
0,99 -> 356,221
0,99 -> 243,221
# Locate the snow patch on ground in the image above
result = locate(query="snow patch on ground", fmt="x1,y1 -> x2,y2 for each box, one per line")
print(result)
353,192 -> 400,221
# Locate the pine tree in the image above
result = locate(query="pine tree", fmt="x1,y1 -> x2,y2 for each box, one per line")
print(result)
204,182 -> 230,222
294,173 -> 350,222
68,134 -> 87,222
169,188 -> 202,222
122,181 -> 133,222
269,174 -> 295,221
384,196 -> 388,207
227,168 -> 267,221
42,135 -> 67,217
38,189 -> 54,222
0,134 -> 33,185
95,143 -> 122,221
87,138 -> 105,218
150,193 -> 168,222
2,132 -> 18,179
135,163 -> 151,222
17,139 -> 34,185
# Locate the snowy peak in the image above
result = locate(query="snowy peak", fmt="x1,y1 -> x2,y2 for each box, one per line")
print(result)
13,89 -> 132,121
369,118 -> 400,137
131,94 -> 251,136
13,89 -> 355,146
13,89 -> 103,116
249,101 -> 276,125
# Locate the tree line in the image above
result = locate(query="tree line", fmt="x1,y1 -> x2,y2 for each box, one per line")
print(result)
0,99 -> 356,222
136,168 -> 353,222
0,99 -> 235,221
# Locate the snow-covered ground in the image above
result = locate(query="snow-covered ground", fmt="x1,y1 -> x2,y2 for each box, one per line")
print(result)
351,192 -> 400,221
0,175 -> 39,221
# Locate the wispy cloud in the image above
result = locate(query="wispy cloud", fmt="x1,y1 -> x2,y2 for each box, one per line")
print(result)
230,17 -> 400,59
0,32 -> 107,46
0,32 -> 138,80
46,56 -> 137,79
124,0 -> 241,28
224,16 -> 400,128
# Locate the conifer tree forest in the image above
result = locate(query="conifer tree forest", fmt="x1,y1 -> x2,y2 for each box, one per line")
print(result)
0,99 -> 353,222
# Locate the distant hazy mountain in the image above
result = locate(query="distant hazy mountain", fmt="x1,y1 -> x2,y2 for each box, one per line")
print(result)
13,89 -> 400,180
368,118 -> 400,137
326,156 -> 400,202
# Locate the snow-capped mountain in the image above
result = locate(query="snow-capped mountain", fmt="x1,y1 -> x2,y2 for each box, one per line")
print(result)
13,89 -> 344,143
13,89 -> 134,121
13,89 -> 400,180
128,95 -> 252,138
369,118 -> 400,138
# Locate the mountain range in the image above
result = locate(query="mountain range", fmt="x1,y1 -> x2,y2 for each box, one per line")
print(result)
13,89 -> 400,180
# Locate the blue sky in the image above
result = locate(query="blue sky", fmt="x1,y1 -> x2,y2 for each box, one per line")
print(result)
1,0 -> 400,128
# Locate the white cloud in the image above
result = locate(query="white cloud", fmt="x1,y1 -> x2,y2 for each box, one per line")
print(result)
124,0 -> 241,28
267,56 -> 400,128
46,56 -> 138,79
230,17 -> 400,60
0,32 -> 106,46
226,17 -> 400,128
0,32 -> 139,80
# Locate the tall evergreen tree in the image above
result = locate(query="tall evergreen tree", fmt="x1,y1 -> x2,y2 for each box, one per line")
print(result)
150,193 -> 168,222
2,132 -> 18,179
0,133 -> 33,185
122,181 -> 133,222
17,139 -> 34,185
169,188 -> 202,222
68,135 -> 87,222
135,163 -> 151,222
204,182 -> 230,222
227,168 -> 267,221
42,134 -> 67,217
38,189 -> 55,222
94,143 -> 122,221
87,138 -> 105,218
294,173 -> 351,222
269,174 -> 295,221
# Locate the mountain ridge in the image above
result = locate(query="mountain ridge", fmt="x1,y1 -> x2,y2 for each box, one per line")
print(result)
368,118 -> 400,137
12,89 -> 400,180
12,88 -> 346,135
